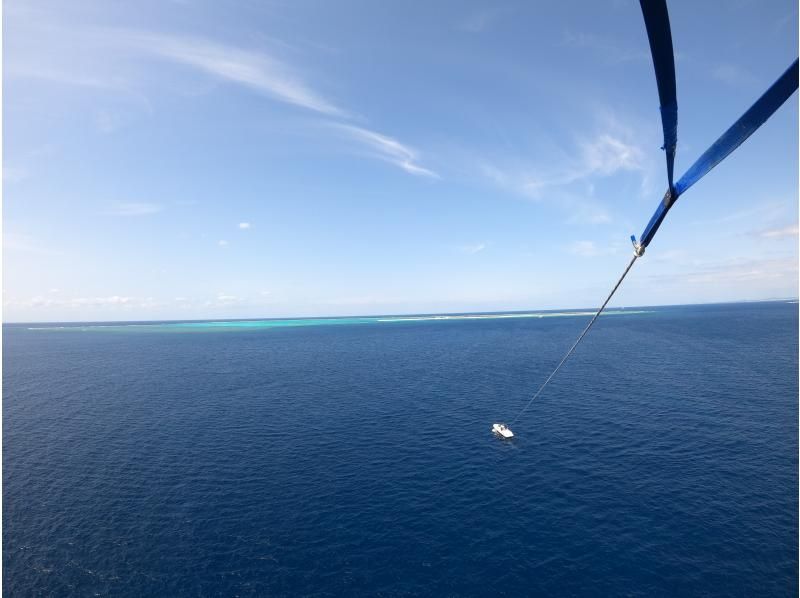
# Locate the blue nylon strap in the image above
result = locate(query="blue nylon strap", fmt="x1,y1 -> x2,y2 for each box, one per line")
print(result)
638,190 -> 671,248
640,0 -> 678,190
674,59 -> 799,196
639,59 -> 799,248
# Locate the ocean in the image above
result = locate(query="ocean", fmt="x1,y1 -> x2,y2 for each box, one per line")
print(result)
3,302 -> 797,596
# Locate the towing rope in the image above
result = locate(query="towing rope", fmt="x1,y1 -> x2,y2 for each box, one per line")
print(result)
510,253 -> 639,425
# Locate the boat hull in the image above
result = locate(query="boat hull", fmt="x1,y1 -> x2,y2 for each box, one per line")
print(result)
492,423 -> 514,438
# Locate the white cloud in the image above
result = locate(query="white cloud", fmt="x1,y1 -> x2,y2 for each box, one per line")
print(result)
96,111 -> 122,134
3,231 -> 61,255
561,30 -> 649,65
684,258 -> 797,285
202,292 -> 243,308
569,240 -> 600,257
481,132 -> 644,202
757,225 -> 798,239
566,201 -> 612,225
712,64 -> 759,88
457,9 -> 506,33
70,295 -> 132,306
568,240 -> 619,257
6,64 -> 126,91
7,15 -> 437,182
3,166 -> 29,183
456,242 -> 487,255
330,124 -> 439,178
238,222 -> 251,229
107,201 -> 163,216
645,257 -> 798,288
130,32 -> 345,117
716,201 -> 789,225
218,240 -> 229,247
8,294 -> 164,311
580,134 -> 644,176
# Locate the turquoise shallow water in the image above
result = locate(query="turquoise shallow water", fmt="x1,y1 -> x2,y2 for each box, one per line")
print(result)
26,308 -> 649,332
4,302 -> 797,596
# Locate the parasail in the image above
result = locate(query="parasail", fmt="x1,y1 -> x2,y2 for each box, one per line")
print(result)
497,0 -> 798,435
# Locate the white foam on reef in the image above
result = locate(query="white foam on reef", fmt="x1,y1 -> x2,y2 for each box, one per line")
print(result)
377,310 -> 649,323
27,310 -> 650,331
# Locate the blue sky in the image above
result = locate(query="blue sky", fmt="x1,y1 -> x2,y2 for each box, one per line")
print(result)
4,0 -> 798,322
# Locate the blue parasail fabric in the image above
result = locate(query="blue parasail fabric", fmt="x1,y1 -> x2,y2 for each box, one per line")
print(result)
635,1 -> 798,249
639,0 -> 677,191
673,59 -> 799,198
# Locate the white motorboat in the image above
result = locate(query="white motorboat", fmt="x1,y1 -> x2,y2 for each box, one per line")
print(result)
492,423 -> 514,438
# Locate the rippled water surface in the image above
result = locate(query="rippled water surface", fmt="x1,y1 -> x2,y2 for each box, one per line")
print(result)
4,302 -> 797,596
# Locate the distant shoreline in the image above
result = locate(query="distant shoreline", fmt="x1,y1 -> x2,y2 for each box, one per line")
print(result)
7,299 -> 797,329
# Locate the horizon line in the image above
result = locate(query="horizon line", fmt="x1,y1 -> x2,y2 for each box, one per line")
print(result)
3,297 -> 797,326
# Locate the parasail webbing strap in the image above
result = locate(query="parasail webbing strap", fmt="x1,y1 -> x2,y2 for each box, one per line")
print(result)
510,253 -> 639,425
638,59 -> 799,248
674,59 -> 799,196
639,0 -> 678,190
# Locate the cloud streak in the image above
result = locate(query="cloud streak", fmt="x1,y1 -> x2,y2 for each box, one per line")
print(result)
478,127 -> 647,225
331,124 -> 439,178
8,9 -> 437,181
107,202 -> 163,216
122,31 -> 438,178
481,133 -> 644,199
756,225 -> 798,239
561,30 -> 649,65
712,64 -> 759,88
9,295 -> 157,310
127,33 -> 346,117
456,242 -> 487,255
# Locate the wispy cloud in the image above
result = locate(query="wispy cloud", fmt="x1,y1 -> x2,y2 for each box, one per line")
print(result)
646,257 -> 798,287
3,166 -> 29,183
456,242 -> 488,255
712,64 -> 759,88
568,240 -> 620,257
581,134 -> 644,177
96,111 -> 123,134
481,132 -> 644,201
70,295 -> 133,307
331,124 -> 439,178
756,224 -> 799,239
238,222 -> 251,230
128,32 -> 346,117
125,34 -> 438,179
477,126 -> 646,226
561,30 -> 648,65
567,201 -> 613,225
11,294 -> 158,310
218,239 -> 229,247
8,11 -> 436,180
715,201 -> 790,225
457,8 -> 507,33
6,64 -> 126,91
569,240 -> 600,257
107,201 -> 163,216
684,257 -> 798,285
3,231 -> 60,255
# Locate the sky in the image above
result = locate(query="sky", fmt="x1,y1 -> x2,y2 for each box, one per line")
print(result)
3,0 -> 798,322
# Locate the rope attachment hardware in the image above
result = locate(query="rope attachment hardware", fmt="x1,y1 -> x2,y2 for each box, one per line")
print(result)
630,235 -> 646,257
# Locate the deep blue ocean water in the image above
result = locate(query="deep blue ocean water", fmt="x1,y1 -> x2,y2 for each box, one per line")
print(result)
3,302 -> 798,596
